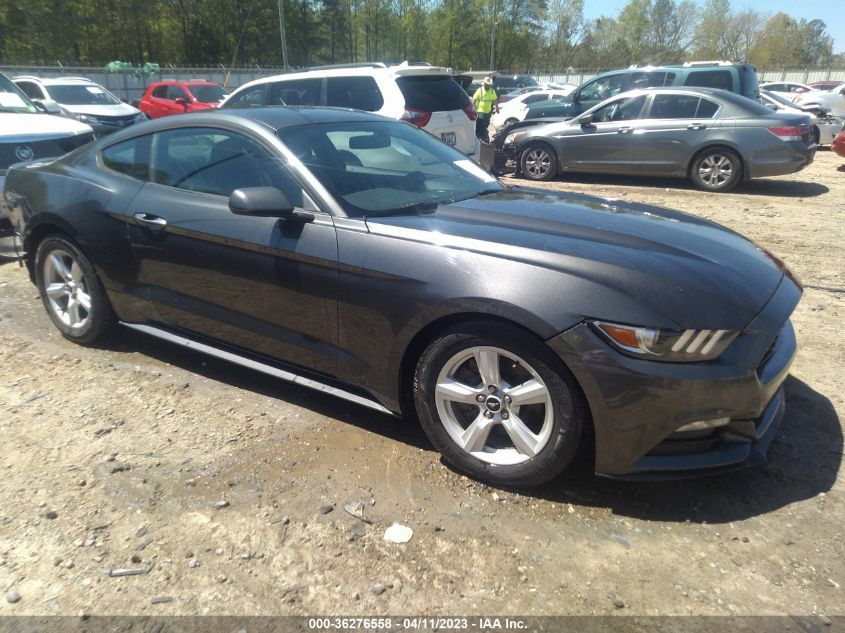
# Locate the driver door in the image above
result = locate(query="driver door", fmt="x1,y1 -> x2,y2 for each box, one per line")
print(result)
120,126 -> 340,375
557,95 -> 647,173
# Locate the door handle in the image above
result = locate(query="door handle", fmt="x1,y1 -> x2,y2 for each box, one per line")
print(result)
687,123 -> 706,130
133,212 -> 167,228
617,127 -> 632,134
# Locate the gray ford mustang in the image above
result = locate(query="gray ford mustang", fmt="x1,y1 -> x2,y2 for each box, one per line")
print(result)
2,107 -> 801,486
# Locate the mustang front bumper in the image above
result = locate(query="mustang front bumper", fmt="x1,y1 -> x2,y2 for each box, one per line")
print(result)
548,274 -> 801,478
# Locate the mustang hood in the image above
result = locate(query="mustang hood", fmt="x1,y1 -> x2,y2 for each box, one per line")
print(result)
365,188 -> 788,330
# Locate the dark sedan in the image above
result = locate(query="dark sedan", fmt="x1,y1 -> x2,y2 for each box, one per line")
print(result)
506,87 -> 816,191
3,107 -> 801,485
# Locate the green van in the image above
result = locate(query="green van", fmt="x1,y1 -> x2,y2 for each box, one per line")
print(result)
527,62 -> 759,120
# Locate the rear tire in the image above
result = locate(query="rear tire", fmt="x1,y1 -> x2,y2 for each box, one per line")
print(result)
520,143 -> 558,181
690,148 -> 742,192
34,235 -> 116,345
413,322 -> 587,487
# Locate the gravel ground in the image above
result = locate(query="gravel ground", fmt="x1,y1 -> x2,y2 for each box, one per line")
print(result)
0,150 -> 842,617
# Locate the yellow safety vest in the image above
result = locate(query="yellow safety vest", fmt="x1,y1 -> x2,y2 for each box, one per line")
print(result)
473,86 -> 497,115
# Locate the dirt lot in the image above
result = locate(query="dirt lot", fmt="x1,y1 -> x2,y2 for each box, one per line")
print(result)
0,150 -> 842,618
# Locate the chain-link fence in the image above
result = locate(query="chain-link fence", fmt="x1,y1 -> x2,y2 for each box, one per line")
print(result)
3,64 -> 845,102
0,64 -> 291,103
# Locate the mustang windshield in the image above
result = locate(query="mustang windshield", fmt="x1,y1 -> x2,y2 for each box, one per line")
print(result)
277,121 -> 501,216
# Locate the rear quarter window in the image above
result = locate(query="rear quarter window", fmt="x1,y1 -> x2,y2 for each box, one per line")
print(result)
685,70 -> 733,91
396,76 -> 470,113
326,76 -> 384,111
101,136 -> 150,180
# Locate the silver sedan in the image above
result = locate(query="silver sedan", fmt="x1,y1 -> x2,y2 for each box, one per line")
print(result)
505,87 -> 817,192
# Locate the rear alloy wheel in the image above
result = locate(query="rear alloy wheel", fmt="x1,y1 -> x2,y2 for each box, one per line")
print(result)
691,149 -> 741,192
413,323 -> 586,486
35,236 -> 115,345
520,143 -> 558,181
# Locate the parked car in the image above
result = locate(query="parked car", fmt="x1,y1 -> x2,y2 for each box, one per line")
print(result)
759,81 -> 818,102
14,76 -> 146,136
832,129 -> 845,158
794,83 -> 845,117
0,72 -> 94,256
518,62 -> 760,121
490,89 -> 577,133
220,62 -> 478,159
457,71 -> 539,99
808,81 -> 845,92
139,80 -> 228,118
759,89 -> 844,146
3,107 -> 801,485
505,87 -> 815,191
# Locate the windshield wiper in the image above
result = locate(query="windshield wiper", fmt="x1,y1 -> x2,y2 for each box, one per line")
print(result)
366,201 -> 439,218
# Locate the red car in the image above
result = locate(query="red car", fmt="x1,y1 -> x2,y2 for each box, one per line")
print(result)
138,80 -> 228,118
832,129 -> 845,158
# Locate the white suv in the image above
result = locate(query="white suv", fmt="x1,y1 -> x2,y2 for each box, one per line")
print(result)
220,62 -> 479,159
14,76 -> 146,136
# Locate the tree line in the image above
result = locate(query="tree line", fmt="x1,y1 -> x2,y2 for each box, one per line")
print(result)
0,0 -> 842,72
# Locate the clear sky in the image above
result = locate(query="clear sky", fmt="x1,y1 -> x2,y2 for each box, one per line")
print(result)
583,0 -> 845,53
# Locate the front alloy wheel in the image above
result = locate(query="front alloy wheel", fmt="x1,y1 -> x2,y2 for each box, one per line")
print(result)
414,322 -> 586,486
520,144 -> 558,181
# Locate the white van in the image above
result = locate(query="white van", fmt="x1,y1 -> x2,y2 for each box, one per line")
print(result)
220,62 -> 479,159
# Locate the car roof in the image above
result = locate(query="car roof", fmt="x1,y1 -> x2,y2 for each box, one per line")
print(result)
15,76 -> 99,86
230,64 -> 454,92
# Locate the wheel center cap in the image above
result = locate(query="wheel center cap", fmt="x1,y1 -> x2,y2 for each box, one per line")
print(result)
485,396 -> 501,412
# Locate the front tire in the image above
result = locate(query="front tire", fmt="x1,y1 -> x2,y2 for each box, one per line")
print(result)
520,143 -> 558,181
413,322 -> 587,487
35,235 -> 115,345
691,148 -> 741,192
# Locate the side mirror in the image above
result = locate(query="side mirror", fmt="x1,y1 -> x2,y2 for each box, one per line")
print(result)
765,103 -> 778,111
571,91 -> 580,102
41,99 -> 62,114
230,187 -> 295,217
174,97 -> 187,107
577,114 -> 593,126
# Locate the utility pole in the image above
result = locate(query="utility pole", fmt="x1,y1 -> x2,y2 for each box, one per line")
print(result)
278,0 -> 289,69
489,0 -> 497,70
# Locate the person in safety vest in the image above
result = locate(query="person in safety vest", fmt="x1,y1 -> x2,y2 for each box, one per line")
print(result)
472,76 -> 497,141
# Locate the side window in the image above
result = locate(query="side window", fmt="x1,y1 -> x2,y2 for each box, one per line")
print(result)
269,78 -> 322,106
17,81 -> 45,99
647,94 -> 701,119
522,94 -> 548,105
696,98 -> 720,118
326,76 -> 384,111
148,128 -> 303,206
101,136 -> 151,180
579,74 -> 624,101
591,95 -> 646,123
685,71 -> 733,91
166,85 -> 188,100
630,72 -> 669,88
152,85 -> 169,98
225,84 -> 268,108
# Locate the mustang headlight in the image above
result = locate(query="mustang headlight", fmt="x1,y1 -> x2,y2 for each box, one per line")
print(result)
505,131 -> 527,144
591,321 -> 739,362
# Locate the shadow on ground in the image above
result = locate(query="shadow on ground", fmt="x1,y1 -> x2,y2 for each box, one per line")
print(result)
531,376 -> 841,524
101,326 -> 432,451
534,173 -> 830,198
102,327 -> 840,524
